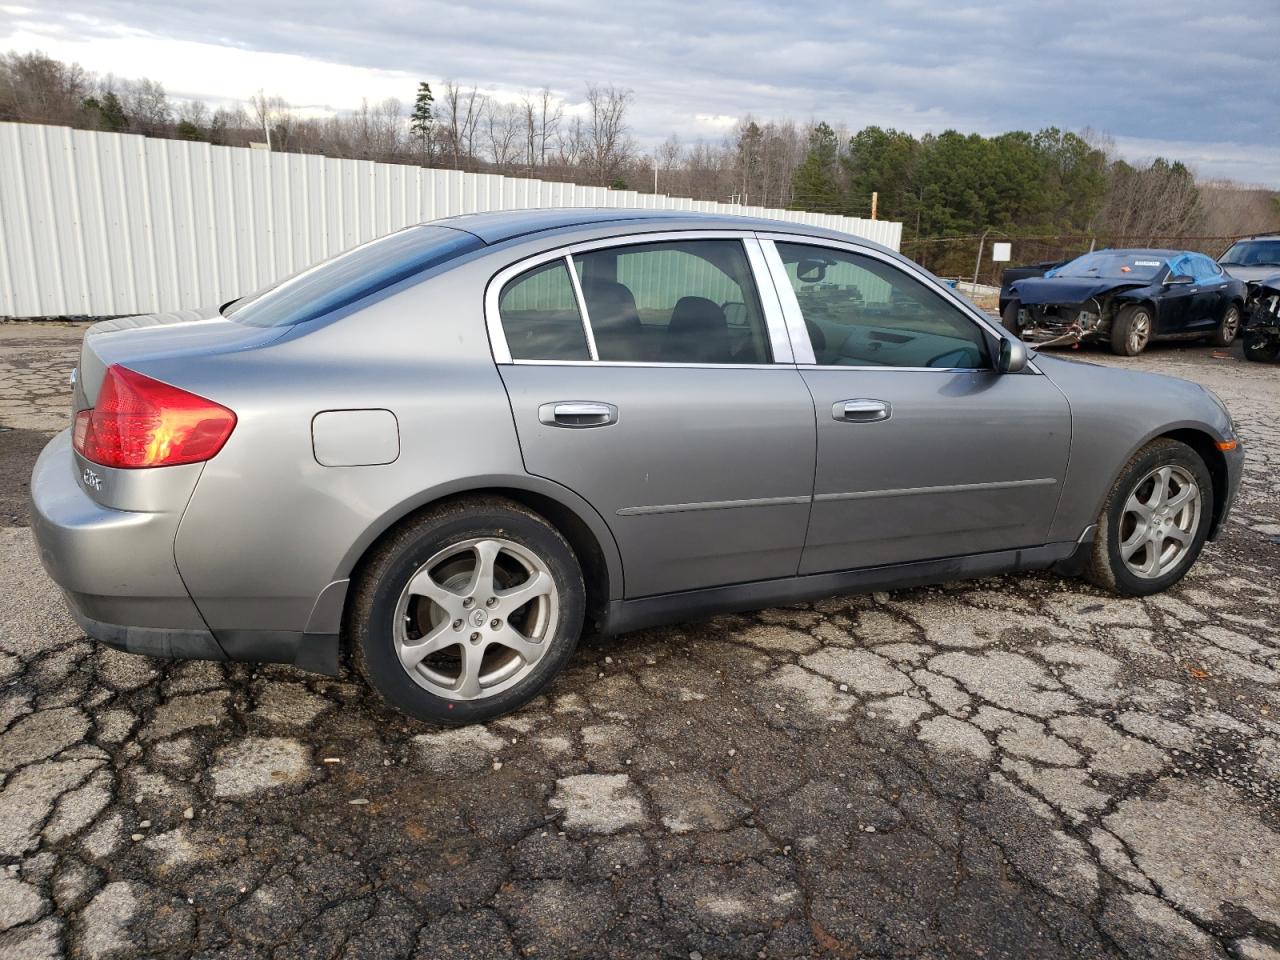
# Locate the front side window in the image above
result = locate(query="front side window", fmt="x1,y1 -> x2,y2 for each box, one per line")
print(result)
574,239 -> 771,364
498,259 -> 591,361
775,242 -> 988,369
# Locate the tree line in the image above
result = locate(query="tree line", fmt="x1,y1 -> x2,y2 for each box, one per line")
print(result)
3,48 -> 1277,278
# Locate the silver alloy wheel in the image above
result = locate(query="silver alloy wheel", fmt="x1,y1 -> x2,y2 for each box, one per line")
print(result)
1118,464 -> 1201,579
393,537 -> 558,700
1221,306 -> 1240,343
1128,311 -> 1151,353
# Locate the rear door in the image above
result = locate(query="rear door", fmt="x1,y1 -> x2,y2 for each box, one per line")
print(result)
759,236 -> 1072,574
491,233 -> 816,598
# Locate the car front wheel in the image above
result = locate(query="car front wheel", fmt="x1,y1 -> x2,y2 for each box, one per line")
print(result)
1109,304 -> 1152,356
1242,330 -> 1280,363
350,496 -> 585,725
1085,438 -> 1212,596
1208,304 -> 1241,347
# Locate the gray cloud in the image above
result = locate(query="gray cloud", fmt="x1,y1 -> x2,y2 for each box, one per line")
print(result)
5,0 -> 1279,184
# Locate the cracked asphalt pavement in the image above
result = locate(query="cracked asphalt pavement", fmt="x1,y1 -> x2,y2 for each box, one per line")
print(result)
1,323 -> 1278,959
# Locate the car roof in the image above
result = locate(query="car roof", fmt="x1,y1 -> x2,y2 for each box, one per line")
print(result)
434,206 -> 864,247
1089,248 -> 1183,259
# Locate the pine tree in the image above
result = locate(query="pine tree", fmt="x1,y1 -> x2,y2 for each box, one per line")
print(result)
410,82 -> 434,161
791,122 -> 842,213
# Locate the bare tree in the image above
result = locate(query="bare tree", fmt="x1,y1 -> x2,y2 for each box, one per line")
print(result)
249,91 -> 295,149
584,83 -> 634,185
441,81 -> 487,170
486,101 -> 523,170
0,50 -> 91,124
122,77 -> 171,136
555,114 -> 587,169
521,87 -> 562,172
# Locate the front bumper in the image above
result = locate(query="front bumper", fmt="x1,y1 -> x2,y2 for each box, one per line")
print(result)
1212,440 -> 1245,541
30,430 -> 338,673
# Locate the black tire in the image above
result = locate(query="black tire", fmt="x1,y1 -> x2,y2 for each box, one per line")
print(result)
1242,330 -> 1280,363
349,496 -> 585,725
1207,303 -> 1242,347
1001,299 -> 1022,336
1085,438 -> 1213,597
1109,304 -> 1153,356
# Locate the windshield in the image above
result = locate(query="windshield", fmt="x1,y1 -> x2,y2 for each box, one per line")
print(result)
1047,252 -> 1165,281
228,225 -> 483,328
1219,239 -> 1280,268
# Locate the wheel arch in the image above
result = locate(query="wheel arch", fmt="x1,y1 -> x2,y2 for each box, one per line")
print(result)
336,475 -> 624,633
1096,426 -> 1229,542
1158,428 -> 1229,540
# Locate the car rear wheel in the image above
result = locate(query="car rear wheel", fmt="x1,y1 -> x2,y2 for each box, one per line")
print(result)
1242,330 -> 1280,363
1208,304 -> 1241,347
1085,438 -> 1212,596
1109,304 -> 1152,356
1001,300 -> 1022,336
350,496 -> 585,725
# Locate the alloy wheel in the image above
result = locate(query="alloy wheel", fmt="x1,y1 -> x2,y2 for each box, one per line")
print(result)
393,537 -> 559,700
1129,312 -> 1151,353
1118,465 -> 1201,579
1221,306 -> 1240,343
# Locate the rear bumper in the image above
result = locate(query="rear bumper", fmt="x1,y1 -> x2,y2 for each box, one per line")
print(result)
30,430 -> 338,675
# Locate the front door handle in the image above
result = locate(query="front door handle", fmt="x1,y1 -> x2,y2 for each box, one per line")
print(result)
833,399 -> 891,423
538,401 -> 618,428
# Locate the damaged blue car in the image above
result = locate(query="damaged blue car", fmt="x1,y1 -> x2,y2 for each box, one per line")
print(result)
1001,249 -> 1247,356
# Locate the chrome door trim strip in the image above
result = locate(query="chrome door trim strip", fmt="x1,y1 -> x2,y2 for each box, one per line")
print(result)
616,494 -> 811,517
743,236 -> 794,363
757,237 -> 816,364
814,477 -> 1058,503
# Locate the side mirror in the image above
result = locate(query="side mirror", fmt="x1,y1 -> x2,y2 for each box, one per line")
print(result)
1166,274 -> 1194,285
998,337 -> 1028,374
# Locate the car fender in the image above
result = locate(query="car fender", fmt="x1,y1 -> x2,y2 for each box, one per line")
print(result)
1035,355 -> 1234,543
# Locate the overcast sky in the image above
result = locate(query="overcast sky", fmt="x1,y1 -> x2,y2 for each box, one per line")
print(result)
4,0 -> 1278,186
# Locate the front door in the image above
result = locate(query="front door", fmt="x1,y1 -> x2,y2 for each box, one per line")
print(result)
492,236 -> 816,598
763,238 -> 1072,575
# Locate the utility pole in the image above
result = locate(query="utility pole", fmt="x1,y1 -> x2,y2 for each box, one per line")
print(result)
870,191 -> 878,220
973,227 -> 992,287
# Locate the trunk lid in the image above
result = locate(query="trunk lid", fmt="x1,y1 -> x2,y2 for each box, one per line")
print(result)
74,307 -> 286,412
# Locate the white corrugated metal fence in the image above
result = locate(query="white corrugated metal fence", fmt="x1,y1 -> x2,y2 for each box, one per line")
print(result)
0,121 -> 903,318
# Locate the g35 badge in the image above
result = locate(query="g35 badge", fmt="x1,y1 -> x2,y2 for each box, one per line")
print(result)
81,467 -> 102,491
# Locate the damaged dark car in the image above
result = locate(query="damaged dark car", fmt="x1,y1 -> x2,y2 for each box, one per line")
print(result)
1241,273 -> 1280,363
1002,249 -> 1247,356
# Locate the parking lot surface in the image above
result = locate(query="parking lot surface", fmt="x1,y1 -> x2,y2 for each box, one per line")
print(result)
1,323 -> 1278,960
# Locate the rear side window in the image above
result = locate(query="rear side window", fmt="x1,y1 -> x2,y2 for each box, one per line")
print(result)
229,225 -> 483,328
498,260 -> 591,361
574,239 -> 772,364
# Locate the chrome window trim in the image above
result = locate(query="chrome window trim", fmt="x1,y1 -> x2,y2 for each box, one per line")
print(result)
743,236 -> 794,363
485,229 -> 795,368
755,233 -> 1043,375
563,253 -> 599,361
485,359 -> 802,370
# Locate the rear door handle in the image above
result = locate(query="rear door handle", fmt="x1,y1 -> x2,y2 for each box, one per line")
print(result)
833,399 -> 891,423
538,401 -> 618,428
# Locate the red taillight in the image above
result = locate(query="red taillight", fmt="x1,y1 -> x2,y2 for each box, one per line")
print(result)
73,365 -> 236,468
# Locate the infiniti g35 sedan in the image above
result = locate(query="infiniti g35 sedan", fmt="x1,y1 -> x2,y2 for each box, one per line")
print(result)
31,209 -> 1243,724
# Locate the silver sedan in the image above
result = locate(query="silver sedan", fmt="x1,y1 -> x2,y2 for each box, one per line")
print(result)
31,209 -> 1243,724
